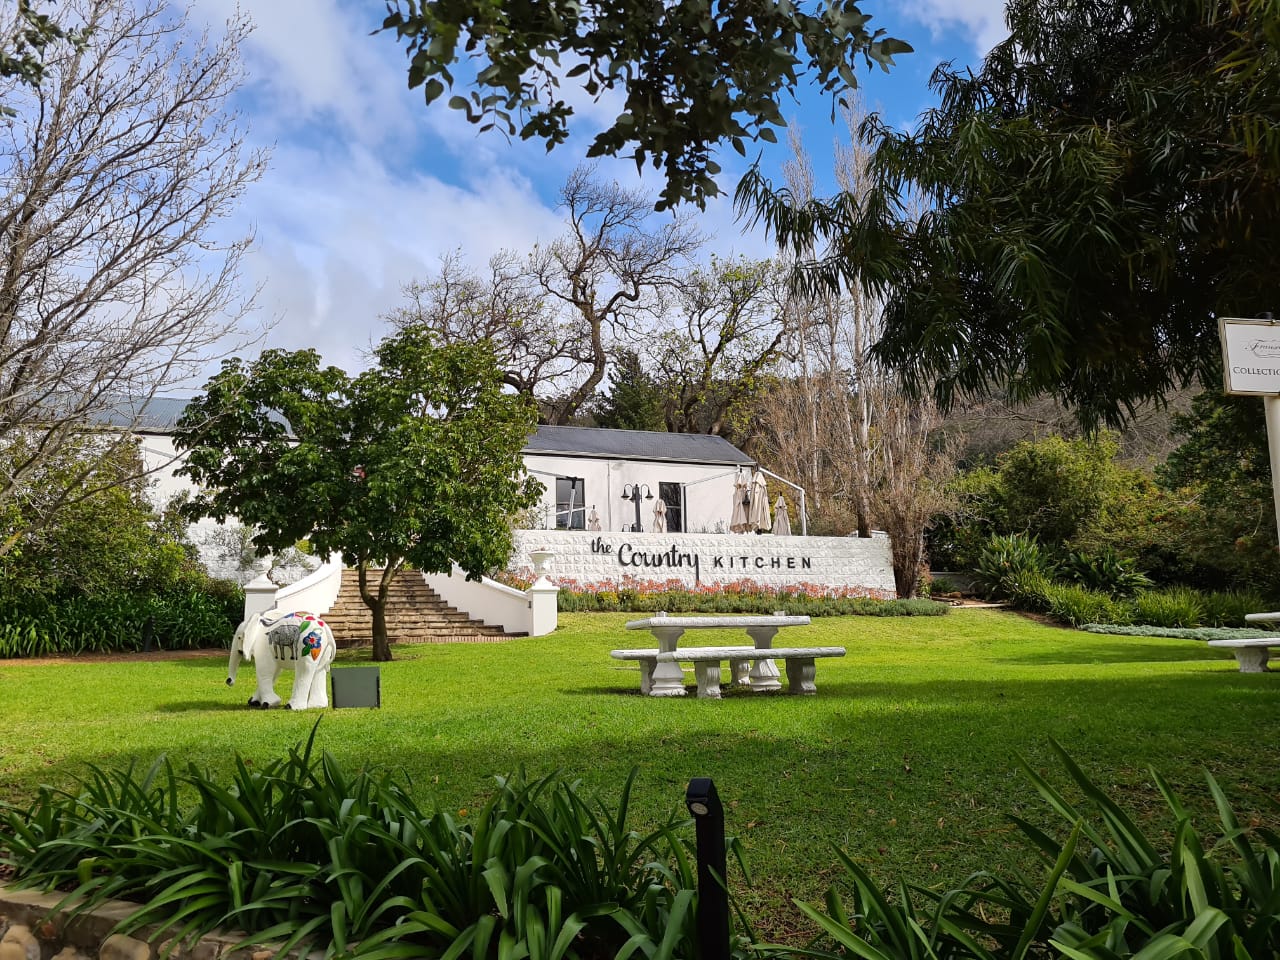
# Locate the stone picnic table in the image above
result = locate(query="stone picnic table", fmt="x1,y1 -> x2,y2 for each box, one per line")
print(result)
615,612 -> 843,697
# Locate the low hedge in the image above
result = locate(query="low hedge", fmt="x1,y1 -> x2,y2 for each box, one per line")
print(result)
0,584 -> 242,658
557,588 -> 949,617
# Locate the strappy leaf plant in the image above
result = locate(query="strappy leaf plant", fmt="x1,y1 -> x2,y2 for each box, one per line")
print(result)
0,724 -> 702,960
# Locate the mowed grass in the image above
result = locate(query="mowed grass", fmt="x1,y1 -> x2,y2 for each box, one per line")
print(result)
1,608 -> 1277,940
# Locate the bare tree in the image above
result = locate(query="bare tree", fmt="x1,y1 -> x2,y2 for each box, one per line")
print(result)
756,118 -> 879,536
753,105 -> 959,592
391,166 -> 700,425
874,398 -> 956,596
530,166 -> 701,423
0,0 -> 264,554
389,250 -> 585,399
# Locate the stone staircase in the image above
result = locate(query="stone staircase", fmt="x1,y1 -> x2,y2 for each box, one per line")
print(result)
321,568 -> 525,648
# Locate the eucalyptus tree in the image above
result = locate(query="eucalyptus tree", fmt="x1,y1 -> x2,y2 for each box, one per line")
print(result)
0,0 -> 263,554
175,328 -> 542,662
742,0 -> 1280,429
381,1 -> 911,210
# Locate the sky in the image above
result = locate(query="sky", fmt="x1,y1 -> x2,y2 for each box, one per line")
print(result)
178,0 -> 1009,377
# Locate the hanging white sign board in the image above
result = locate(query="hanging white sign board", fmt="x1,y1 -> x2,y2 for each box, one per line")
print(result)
1220,317 -> 1280,395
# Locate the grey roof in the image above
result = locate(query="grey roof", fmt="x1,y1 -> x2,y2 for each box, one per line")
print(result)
89,397 -> 194,433
92,401 -> 755,467
525,425 -> 754,466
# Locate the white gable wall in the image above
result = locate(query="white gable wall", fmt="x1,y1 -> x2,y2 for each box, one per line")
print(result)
522,452 -> 754,534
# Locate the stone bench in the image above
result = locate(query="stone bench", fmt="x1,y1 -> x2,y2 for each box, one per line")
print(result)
1207,638 -> 1280,673
610,645 -> 845,697
623,613 -> 812,695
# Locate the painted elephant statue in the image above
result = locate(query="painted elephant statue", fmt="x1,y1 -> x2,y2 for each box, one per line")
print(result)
227,610 -> 337,709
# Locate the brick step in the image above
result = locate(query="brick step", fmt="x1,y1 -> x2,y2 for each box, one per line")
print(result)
328,624 -> 512,638
340,634 -> 522,646
320,616 -> 509,632
324,568 -> 523,646
323,607 -> 505,623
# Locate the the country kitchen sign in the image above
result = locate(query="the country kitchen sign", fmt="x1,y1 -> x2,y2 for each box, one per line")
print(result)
590,535 -> 812,583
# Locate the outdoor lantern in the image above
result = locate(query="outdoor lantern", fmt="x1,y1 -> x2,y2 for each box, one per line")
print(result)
621,483 -> 653,532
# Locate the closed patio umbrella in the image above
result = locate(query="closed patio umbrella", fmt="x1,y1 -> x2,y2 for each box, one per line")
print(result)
730,472 -> 751,533
748,470 -> 771,532
587,506 -> 601,531
652,497 -> 667,532
771,495 -> 791,536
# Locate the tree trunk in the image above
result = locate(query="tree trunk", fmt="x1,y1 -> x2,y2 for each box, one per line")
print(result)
371,599 -> 392,662
358,561 -> 398,661
892,530 -> 924,598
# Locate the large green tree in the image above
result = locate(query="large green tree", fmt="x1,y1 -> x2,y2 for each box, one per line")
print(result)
742,0 -> 1280,428
379,0 -> 910,210
175,328 -> 542,662
1157,392 -> 1279,593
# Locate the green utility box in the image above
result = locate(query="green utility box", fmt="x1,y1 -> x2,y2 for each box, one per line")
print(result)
330,667 -> 381,708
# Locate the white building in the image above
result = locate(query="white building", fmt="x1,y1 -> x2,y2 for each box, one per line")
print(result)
116,400 -> 895,597
522,425 -> 760,535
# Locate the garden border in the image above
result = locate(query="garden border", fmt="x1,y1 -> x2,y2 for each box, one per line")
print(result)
0,887 -> 308,960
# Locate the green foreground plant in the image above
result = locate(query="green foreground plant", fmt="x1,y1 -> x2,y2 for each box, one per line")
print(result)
789,742 -> 1280,959
0,726 -> 702,960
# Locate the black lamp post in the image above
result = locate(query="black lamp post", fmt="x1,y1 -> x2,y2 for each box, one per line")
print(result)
686,778 -> 730,960
621,483 -> 653,532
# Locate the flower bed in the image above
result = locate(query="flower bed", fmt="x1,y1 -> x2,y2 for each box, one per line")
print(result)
495,571 -> 944,616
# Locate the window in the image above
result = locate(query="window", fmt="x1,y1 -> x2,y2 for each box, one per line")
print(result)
555,477 -> 586,529
659,481 -> 683,533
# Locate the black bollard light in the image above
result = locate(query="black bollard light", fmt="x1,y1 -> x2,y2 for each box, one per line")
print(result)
686,777 -> 730,960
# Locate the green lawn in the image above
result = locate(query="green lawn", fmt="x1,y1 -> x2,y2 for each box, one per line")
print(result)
1,609 -> 1277,941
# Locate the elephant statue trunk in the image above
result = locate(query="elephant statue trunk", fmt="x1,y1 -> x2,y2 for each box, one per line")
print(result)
227,622 -> 246,686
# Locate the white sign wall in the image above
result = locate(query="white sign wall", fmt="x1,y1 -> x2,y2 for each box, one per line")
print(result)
511,530 -> 896,594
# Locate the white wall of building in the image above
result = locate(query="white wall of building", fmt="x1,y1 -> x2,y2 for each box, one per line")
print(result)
135,434 -> 193,509
523,453 -> 759,535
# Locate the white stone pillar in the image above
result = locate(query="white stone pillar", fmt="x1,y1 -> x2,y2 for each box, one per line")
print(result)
526,549 -> 559,637
243,572 -> 279,621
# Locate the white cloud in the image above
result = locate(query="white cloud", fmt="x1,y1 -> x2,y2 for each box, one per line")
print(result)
903,0 -> 1009,55
241,138 -> 568,372
169,0 -> 871,383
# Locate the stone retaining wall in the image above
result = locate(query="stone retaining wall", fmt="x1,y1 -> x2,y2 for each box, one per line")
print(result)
0,887 -> 293,960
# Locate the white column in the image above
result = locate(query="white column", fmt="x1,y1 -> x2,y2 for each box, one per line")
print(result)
1265,396 -> 1280,549
243,572 -> 278,621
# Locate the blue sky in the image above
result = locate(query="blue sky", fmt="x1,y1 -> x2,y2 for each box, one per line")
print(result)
180,0 -> 1008,375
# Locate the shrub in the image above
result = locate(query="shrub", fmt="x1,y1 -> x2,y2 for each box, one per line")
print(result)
550,578 -> 949,617
1132,586 -> 1206,628
975,533 -> 1057,600
0,585 -> 242,659
1040,582 -> 1131,627
1081,624 -> 1276,641
1060,547 -> 1152,597
1198,589 -> 1274,627
791,742 -> 1280,960
1006,569 -> 1054,611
